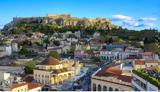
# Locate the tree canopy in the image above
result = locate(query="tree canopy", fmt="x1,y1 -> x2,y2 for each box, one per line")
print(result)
19,46 -> 29,55
24,61 -> 36,74
48,51 -> 60,60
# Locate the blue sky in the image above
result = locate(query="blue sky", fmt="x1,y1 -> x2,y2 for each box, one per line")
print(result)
0,0 -> 160,30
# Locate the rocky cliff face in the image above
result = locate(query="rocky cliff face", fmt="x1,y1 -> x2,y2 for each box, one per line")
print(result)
2,14 -> 119,32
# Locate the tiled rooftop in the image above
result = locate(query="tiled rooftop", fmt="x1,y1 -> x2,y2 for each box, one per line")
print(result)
134,59 -> 159,65
28,83 -> 42,90
39,56 -> 61,65
95,63 -> 132,83
11,83 -> 42,90
11,83 -> 27,89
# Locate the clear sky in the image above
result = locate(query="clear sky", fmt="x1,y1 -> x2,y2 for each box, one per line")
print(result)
0,0 -> 160,30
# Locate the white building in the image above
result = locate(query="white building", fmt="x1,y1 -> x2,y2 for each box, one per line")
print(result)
0,71 -> 10,82
62,45 -> 71,54
5,45 -> 12,56
47,46 -> 62,54
67,38 -> 78,43
74,31 -> 81,38
91,63 -> 132,91
93,32 -> 100,38
100,50 -> 127,62
132,69 -> 160,91
125,47 -> 142,59
10,83 -> 42,92
11,42 -> 18,52
0,45 -> 12,56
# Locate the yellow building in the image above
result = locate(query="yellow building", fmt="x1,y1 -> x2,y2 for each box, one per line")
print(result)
11,83 -> 42,92
11,83 -> 28,92
33,56 -> 74,85
133,59 -> 159,69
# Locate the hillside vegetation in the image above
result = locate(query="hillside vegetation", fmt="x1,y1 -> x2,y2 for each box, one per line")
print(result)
1,15 -> 160,54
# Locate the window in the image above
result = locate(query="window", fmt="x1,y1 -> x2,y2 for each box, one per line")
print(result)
45,75 -> 49,78
103,86 -> 107,91
141,82 -> 146,89
93,83 -> 96,91
42,80 -> 44,84
98,84 -> 101,91
109,87 -> 113,91
115,88 -> 119,91
25,88 -> 27,91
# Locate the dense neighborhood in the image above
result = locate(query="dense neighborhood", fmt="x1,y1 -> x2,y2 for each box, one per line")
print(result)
0,14 -> 160,91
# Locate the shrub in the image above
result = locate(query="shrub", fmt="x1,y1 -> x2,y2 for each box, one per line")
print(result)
132,69 -> 160,89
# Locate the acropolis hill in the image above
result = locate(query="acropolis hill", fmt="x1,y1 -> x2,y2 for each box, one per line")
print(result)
3,14 -> 119,31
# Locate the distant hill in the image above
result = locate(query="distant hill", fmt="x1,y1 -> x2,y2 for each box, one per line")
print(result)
1,14 -> 160,54
2,14 -> 119,34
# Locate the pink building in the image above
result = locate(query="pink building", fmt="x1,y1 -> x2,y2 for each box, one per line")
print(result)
141,52 -> 159,60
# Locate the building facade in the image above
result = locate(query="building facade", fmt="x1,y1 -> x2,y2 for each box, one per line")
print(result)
11,83 -> 42,92
91,63 -> 132,91
132,73 -> 159,91
142,52 -> 159,60
33,56 -> 74,85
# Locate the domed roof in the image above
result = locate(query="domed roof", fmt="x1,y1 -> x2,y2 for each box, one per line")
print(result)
40,56 -> 61,65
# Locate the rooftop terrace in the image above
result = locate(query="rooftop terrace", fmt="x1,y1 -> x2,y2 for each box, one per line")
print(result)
93,63 -> 132,84
132,67 -> 160,89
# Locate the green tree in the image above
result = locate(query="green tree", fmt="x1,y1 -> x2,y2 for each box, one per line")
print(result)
24,61 -> 36,74
144,43 -> 159,53
48,51 -> 60,60
19,46 -> 29,55
67,47 -> 75,54
93,57 -> 101,63
53,41 -> 60,46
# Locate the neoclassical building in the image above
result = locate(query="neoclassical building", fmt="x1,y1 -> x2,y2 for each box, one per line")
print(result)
33,56 -> 74,85
91,63 -> 132,91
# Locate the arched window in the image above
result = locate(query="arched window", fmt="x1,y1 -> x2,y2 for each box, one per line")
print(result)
98,84 -> 102,91
93,83 -> 96,91
103,86 -> 107,91
107,57 -> 109,60
109,87 -> 113,91
115,88 -> 119,91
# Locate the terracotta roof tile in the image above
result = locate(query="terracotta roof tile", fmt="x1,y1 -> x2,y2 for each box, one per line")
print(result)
95,63 -> 132,83
134,59 -> 159,65
11,83 -> 42,90
117,75 -> 132,83
40,56 -> 61,65
134,60 -> 145,65
11,83 -> 27,89
145,60 -> 159,63
106,67 -> 122,75
28,83 -> 42,90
